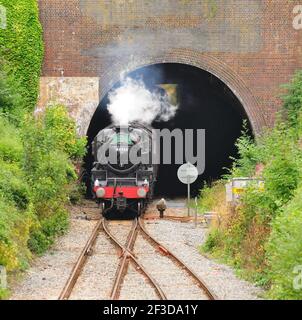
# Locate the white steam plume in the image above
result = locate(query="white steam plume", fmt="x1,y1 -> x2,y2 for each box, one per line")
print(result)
107,77 -> 177,126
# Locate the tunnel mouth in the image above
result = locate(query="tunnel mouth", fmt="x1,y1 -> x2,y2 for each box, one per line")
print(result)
85,63 -> 253,198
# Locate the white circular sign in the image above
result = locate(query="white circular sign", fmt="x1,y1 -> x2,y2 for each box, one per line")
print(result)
177,163 -> 199,185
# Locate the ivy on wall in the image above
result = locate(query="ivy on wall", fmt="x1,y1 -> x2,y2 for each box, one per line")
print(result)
0,0 -> 43,111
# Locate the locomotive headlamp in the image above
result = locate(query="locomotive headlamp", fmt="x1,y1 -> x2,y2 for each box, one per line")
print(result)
94,179 -> 100,187
137,188 -> 147,198
96,187 -> 106,198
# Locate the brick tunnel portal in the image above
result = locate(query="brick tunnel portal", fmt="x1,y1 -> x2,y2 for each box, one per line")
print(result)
85,63 -> 253,198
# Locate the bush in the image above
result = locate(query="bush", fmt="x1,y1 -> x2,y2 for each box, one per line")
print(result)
0,116 -> 23,162
0,105 -> 86,288
0,288 -> 9,300
21,106 -> 86,254
0,116 -> 34,275
197,181 -> 226,213
0,198 -> 33,272
200,71 -> 302,297
229,122 -> 259,177
28,208 -> 69,256
202,229 -> 224,253
0,118 -> 30,210
0,64 -> 23,118
0,161 -> 30,210
266,188 -> 302,299
263,156 -> 300,208
282,71 -> 302,127
43,105 -> 87,159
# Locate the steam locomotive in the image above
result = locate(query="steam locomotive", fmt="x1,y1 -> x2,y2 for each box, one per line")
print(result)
91,123 -> 157,217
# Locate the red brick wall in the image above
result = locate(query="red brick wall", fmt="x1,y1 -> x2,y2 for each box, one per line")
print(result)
38,0 -> 302,134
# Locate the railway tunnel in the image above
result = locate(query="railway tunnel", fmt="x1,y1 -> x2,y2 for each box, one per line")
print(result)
85,63 -> 253,198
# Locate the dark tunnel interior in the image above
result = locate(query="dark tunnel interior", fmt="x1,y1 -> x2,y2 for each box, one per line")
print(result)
85,63 -> 253,198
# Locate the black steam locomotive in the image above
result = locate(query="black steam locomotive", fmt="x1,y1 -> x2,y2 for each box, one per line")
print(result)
91,123 -> 157,217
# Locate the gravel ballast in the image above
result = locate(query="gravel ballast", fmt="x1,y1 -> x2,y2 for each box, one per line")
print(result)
11,218 -> 98,300
10,201 -> 263,300
134,233 -> 208,300
144,219 -> 263,300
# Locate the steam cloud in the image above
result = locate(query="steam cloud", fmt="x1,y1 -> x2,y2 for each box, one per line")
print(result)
107,77 -> 178,126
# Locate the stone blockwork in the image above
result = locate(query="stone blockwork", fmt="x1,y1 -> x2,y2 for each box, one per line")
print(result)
38,77 -> 99,136
38,0 -> 302,135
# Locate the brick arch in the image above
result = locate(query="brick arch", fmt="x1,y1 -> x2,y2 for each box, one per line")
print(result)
85,51 -> 264,136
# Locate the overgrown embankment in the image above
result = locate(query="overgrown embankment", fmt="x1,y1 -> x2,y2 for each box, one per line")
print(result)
199,71 -> 302,300
0,1 -> 86,299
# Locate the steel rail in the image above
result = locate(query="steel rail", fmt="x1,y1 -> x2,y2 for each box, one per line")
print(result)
58,216 -> 216,300
144,215 -> 206,223
102,219 -> 167,300
58,219 -> 103,300
138,217 -> 218,300
109,219 -> 139,299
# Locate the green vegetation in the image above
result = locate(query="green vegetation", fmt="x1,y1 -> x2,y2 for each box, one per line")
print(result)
0,102 -> 86,298
267,187 -> 302,299
200,71 -> 302,299
0,0 -> 44,114
23,106 -> 86,256
0,1 -> 86,299
204,0 -> 218,19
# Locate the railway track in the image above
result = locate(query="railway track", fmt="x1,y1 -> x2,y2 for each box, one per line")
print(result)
103,219 -> 167,300
59,217 -> 217,300
144,215 -> 206,223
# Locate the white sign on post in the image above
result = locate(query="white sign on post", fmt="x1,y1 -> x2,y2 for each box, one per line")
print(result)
177,163 -> 199,216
